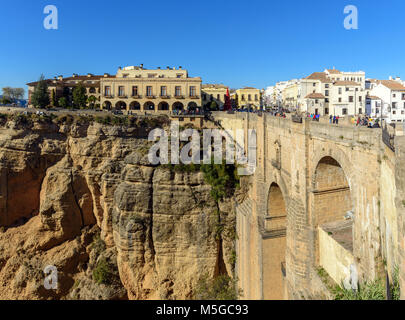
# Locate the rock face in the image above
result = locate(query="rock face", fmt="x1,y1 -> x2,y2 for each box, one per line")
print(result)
0,118 -> 235,300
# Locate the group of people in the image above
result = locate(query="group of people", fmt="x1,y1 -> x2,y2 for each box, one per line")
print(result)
308,113 -> 321,121
354,116 -> 380,128
329,115 -> 340,124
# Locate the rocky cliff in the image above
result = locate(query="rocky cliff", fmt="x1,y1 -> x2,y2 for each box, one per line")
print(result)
0,115 -> 237,300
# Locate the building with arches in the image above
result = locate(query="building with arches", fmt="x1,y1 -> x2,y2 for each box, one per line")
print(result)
100,65 -> 202,113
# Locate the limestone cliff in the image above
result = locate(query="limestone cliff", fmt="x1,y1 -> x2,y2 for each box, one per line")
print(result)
0,115 -> 236,300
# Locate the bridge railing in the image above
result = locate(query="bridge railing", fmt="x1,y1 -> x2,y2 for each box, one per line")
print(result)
382,126 -> 395,152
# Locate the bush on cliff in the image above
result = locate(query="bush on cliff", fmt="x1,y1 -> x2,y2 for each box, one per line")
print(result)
195,273 -> 241,300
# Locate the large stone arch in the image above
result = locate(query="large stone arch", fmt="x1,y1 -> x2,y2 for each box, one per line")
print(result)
262,178 -> 289,300
310,148 -> 354,268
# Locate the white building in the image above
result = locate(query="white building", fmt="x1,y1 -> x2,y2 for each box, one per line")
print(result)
369,80 -> 405,123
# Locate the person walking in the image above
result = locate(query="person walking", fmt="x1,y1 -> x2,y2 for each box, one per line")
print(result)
329,115 -> 332,124
336,115 -> 339,125
333,115 -> 336,124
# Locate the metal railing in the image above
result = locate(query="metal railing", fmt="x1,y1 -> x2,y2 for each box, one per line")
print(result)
382,126 -> 395,152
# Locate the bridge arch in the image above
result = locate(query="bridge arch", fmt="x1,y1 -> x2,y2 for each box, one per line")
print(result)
262,180 -> 289,300
311,152 -> 354,267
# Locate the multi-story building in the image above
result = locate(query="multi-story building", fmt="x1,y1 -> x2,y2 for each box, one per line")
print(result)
282,79 -> 301,110
298,68 -> 366,116
234,87 -> 261,109
369,80 -> 405,123
100,65 -> 202,112
27,73 -> 104,107
201,84 -> 228,109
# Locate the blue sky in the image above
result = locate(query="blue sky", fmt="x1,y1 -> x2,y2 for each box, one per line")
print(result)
1,0 -> 404,97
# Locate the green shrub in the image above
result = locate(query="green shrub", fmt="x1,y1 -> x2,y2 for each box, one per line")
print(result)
200,160 -> 240,202
195,273 -> 241,300
92,258 -> 114,285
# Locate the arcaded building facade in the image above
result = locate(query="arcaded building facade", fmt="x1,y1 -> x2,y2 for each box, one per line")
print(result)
100,65 -> 202,112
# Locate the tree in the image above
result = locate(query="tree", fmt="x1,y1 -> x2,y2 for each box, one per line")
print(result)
72,82 -> 87,109
2,87 -> 25,103
58,97 -> 68,109
51,89 -> 57,106
87,95 -> 97,109
31,75 -> 50,108
210,100 -> 219,111
0,97 -> 11,105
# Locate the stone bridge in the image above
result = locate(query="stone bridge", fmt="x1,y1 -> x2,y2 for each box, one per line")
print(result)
212,112 -> 405,300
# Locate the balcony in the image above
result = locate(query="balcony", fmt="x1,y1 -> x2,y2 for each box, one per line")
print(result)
104,95 -> 114,99
117,95 -> 128,99
131,95 -> 142,99
174,95 -> 185,99
145,95 -> 156,99
189,95 -> 200,99
160,95 -> 170,99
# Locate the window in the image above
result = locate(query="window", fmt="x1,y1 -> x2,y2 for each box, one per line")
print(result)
189,86 -> 196,97
217,94 -> 220,100
255,94 -> 258,101
175,86 -> 182,96
248,94 -> 251,101
343,108 -> 348,115
349,96 -> 354,103
148,74 -> 156,78
402,94 -> 405,100
146,86 -> 153,97
393,102 -> 398,109
346,87 -> 349,92
325,108 -> 329,115
359,108 -> 362,114
339,88 -> 342,94
359,96 -> 362,102
339,98 -> 342,102
202,94 -> 207,100
325,90 -> 329,96
313,83 -> 316,87
376,108 -> 379,114
132,86 -> 138,96
241,95 -> 245,101
325,98 -> 329,103
105,86 -> 111,96
393,94 -> 396,98
161,86 -> 167,96
402,110 -> 405,115
118,86 -> 125,96
393,110 -> 396,114
176,74 -> 183,78
325,84 -> 329,88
